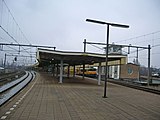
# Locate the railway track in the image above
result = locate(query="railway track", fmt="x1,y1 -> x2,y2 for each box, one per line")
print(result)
108,79 -> 160,95
0,71 -> 26,86
81,75 -> 160,95
0,71 -> 35,106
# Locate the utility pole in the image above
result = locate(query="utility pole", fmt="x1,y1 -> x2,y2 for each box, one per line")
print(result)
147,45 -> 151,86
4,53 -> 6,68
83,39 -> 86,53
136,47 -> 140,81
86,19 -> 129,98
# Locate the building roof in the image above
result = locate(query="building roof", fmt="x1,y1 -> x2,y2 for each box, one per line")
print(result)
37,48 -> 127,66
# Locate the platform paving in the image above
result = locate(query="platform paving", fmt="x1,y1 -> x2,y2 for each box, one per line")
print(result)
0,72 -> 160,120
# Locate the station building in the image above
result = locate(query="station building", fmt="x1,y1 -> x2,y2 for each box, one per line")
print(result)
36,47 -> 139,84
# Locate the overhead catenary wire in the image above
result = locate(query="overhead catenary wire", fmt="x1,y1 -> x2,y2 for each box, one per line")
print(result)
115,30 -> 160,44
152,44 -> 160,48
152,53 -> 160,55
6,54 -> 36,58
90,44 -> 104,50
0,36 -> 31,53
2,0 -> 31,45
0,0 -> 32,57
5,45 -> 20,53
0,26 -> 31,55
0,0 -> 46,66
0,0 -> 3,26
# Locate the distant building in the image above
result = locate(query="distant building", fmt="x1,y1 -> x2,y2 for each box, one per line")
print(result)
108,44 -> 123,55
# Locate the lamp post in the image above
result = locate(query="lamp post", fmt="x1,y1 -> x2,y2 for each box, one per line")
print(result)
86,19 -> 129,98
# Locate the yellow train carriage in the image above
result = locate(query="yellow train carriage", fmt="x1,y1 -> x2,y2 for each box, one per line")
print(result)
76,67 -> 97,78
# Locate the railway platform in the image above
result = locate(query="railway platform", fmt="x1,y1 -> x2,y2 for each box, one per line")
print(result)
0,72 -> 160,120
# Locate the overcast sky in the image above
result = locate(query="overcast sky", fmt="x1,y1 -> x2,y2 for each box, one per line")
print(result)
1,0 -> 160,67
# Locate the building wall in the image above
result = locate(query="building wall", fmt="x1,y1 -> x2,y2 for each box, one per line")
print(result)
120,63 -> 139,79
109,65 -> 120,79
76,57 -> 128,79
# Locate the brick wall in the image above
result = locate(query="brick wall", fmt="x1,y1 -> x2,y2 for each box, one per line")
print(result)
120,63 -> 139,79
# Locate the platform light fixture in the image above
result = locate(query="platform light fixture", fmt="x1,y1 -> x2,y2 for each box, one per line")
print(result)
86,19 -> 129,98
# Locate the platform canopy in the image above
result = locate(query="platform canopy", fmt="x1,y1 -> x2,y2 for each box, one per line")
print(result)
37,48 -> 127,66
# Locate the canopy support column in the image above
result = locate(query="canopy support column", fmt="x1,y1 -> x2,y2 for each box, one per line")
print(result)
73,65 -> 76,77
52,64 -> 55,77
67,65 -> 70,78
98,62 -> 102,85
59,60 -> 63,83
56,63 -> 59,77
82,63 -> 85,79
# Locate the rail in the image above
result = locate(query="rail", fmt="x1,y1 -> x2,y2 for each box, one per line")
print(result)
0,71 -> 35,106
0,70 -> 26,86
108,79 -> 160,95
